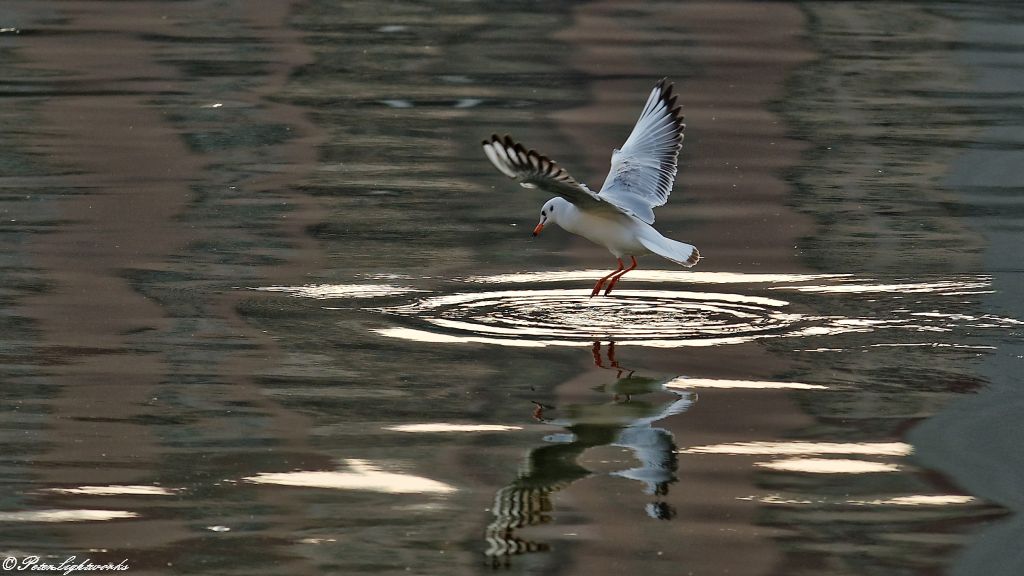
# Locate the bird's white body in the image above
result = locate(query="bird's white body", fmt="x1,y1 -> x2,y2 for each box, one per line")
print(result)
546,198 -> 650,258
542,197 -> 698,267
482,79 -> 699,295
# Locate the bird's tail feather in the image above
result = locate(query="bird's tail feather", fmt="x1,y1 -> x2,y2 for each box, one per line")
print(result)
638,235 -> 700,268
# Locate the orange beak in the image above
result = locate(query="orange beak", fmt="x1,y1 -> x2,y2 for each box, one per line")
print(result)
532,222 -> 545,237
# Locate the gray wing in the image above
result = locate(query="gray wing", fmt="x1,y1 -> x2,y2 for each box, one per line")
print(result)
482,134 -> 625,216
597,79 -> 685,224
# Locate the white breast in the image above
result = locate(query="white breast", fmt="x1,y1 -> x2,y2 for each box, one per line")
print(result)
556,205 -> 652,258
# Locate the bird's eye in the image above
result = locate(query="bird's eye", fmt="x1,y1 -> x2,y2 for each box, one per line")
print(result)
541,210 -> 546,216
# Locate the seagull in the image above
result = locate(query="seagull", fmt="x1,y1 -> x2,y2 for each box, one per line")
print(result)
482,78 -> 700,297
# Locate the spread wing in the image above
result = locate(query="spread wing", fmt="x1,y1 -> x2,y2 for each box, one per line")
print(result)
597,78 -> 685,224
482,134 -> 624,216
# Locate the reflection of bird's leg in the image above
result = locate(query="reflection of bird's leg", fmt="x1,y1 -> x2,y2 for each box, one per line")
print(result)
531,400 -> 554,422
593,341 -> 635,381
607,341 -> 635,380
591,259 -> 625,297
591,341 -> 604,367
592,340 -> 618,370
604,256 -> 638,296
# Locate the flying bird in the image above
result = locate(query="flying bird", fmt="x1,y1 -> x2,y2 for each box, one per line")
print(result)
482,78 -> 699,297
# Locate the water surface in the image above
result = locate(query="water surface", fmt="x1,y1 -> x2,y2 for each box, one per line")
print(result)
1,1 -> 1022,575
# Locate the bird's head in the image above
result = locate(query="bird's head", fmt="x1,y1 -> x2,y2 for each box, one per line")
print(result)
533,197 -> 567,237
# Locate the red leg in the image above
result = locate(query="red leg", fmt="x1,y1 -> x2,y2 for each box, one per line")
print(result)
603,256 -> 638,295
591,258 -> 624,297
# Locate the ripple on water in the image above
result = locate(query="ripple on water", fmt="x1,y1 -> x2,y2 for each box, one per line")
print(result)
374,288 -> 803,347
252,272 -> 1014,349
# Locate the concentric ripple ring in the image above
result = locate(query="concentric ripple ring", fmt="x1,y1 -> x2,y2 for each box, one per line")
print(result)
374,288 -> 802,347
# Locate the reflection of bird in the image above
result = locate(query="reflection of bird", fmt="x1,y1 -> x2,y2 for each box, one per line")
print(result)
483,433 -> 593,566
484,378 -> 694,563
484,484 -> 554,565
611,393 -> 693,517
482,79 -> 699,297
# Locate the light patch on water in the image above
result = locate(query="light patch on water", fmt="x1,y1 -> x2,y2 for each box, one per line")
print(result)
665,377 -> 827,390
362,272 -> 417,280
787,325 -> 864,337
373,327 -> 789,348
737,494 -> 815,505
251,284 -> 428,299
371,327 -> 550,347
795,347 -> 848,352
849,495 -> 976,506
870,342 -> 997,350
756,458 -> 901,474
408,288 -> 788,308
454,98 -> 484,108
680,441 -> 911,456
0,509 -> 139,522
386,423 -> 522,433
778,277 -> 991,295
45,485 -> 176,496
740,493 -> 975,506
244,459 -> 457,494
910,311 -> 1024,326
463,270 -> 849,285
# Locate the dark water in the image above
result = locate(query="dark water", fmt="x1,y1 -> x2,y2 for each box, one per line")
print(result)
2,1 -> 1023,575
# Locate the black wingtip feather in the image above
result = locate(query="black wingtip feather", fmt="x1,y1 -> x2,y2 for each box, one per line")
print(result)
659,78 -> 675,98
655,79 -> 684,134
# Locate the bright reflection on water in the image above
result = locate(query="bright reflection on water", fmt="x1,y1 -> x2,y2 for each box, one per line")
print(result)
665,378 -> 828,390
850,495 -> 977,507
244,459 -> 458,495
385,423 -> 523,433
0,510 -> 140,523
3,1 -> 1023,575
44,485 -> 178,496
259,271 -> 1013,350
252,283 -> 427,299
755,458 -> 901,474
464,270 -> 849,285
742,494 -> 976,507
680,441 -> 912,456
782,278 -> 993,295
685,441 -> 912,477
